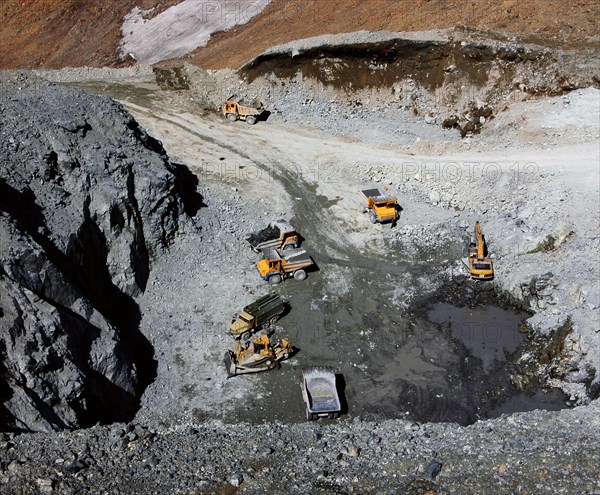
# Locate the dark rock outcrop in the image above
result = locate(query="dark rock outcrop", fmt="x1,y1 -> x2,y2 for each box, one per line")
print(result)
0,73 -> 200,432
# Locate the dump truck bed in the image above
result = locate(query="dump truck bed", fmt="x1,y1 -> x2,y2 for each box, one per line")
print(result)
302,367 -> 340,414
246,225 -> 279,249
261,247 -> 282,261
262,247 -> 311,264
243,294 -> 282,318
360,188 -> 396,203
281,248 -> 313,272
281,248 -> 312,263
246,219 -> 296,251
227,94 -> 263,113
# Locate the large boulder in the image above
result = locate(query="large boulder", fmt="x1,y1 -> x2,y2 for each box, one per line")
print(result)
0,73 -> 200,432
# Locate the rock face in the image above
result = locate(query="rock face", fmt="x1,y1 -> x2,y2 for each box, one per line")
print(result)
0,73 -> 199,432
1,403 -> 599,494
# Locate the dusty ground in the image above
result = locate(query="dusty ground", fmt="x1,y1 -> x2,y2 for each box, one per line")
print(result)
45,61 -> 599,431
2,401 -> 599,494
2,11 -> 598,490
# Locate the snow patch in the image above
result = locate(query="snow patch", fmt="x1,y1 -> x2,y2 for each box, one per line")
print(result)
120,0 -> 271,65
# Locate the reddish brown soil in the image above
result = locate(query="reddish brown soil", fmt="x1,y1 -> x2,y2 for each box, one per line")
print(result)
0,0 -> 179,69
1,0 -> 598,70
189,0 -> 600,69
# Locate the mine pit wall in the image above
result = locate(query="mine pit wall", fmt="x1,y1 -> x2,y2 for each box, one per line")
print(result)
26,31 -> 600,413
234,33 -> 599,134
218,35 -> 598,403
0,74 -> 197,432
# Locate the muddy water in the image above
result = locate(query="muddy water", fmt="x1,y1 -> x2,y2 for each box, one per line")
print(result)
427,303 -> 525,374
232,279 -> 569,425
230,161 -> 569,426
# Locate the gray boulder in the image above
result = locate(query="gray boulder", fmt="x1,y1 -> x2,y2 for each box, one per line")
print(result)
0,73 -> 200,432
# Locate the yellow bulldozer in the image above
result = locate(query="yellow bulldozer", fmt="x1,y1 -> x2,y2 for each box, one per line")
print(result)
468,221 -> 494,280
223,334 -> 292,377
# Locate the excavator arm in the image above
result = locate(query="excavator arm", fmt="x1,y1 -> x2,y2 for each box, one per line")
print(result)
475,221 -> 485,260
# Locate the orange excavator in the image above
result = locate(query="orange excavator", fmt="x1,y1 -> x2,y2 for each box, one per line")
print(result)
468,221 -> 494,280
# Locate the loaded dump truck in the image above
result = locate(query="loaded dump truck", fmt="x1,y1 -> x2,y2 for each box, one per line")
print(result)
359,188 -> 399,224
223,334 -> 292,377
222,95 -> 264,125
301,367 -> 341,420
229,294 -> 285,341
257,247 -> 314,285
246,219 -> 299,252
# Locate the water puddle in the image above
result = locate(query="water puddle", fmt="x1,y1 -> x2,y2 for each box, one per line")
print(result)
488,388 -> 570,417
230,293 -> 570,426
423,301 -> 570,424
427,303 -> 525,373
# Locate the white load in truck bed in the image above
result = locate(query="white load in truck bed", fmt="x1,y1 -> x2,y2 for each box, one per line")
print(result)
301,367 -> 341,420
360,187 -> 396,203
262,247 -> 313,267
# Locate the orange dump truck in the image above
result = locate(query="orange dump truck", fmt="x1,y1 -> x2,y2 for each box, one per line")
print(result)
246,219 -> 299,252
257,247 -> 314,285
222,95 -> 264,125
359,188 -> 399,224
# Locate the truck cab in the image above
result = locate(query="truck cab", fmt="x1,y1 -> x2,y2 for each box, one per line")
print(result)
229,294 -> 284,340
223,99 -> 239,115
371,198 -> 397,223
257,258 -> 282,281
272,219 -> 299,250
229,311 -> 255,336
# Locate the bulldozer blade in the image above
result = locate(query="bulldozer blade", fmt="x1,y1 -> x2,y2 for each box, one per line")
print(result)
233,362 -> 278,375
223,351 -> 236,378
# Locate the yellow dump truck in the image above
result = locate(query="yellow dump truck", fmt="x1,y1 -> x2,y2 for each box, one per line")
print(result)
468,221 -> 494,280
257,247 -> 314,285
222,95 -> 264,125
359,188 -> 399,224
246,219 -> 300,252
229,294 -> 285,341
223,334 -> 292,377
